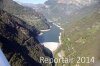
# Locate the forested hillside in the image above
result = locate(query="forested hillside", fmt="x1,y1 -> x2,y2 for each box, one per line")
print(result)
3,0 -> 50,30
0,0 -> 53,66
54,3 -> 100,66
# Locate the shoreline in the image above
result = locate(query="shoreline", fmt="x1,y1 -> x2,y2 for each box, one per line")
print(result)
59,33 -> 62,45
52,23 -> 63,45
42,42 -> 59,52
40,29 -> 50,32
38,28 -> 51,36
37,22 -> 63,52
38,25 -> 52,35
53,23 -> 64,30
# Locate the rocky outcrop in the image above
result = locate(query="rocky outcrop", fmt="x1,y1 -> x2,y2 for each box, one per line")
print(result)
0,9 -> 53,66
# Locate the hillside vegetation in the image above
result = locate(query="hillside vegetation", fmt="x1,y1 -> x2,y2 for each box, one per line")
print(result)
54,4 -> 100,66
0,0 -> 53,66
29,0 -> 99,25
0,9 -> 53,66
3,0 -> 50,30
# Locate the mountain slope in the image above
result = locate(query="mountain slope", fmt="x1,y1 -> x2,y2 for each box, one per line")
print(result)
22,0 -> 99,25
44,0 -> 98,22
0,9 -> 53,66
55,4 -> 100,66
0,0 -> 53,66
3,0 -> 50,30
46,0 -> 97,6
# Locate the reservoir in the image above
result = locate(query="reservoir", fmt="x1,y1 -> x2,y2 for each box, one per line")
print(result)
37,23 -> 61,43
37,23 -> 62,51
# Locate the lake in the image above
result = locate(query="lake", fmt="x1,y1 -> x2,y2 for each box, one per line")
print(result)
37,23 -> 61,43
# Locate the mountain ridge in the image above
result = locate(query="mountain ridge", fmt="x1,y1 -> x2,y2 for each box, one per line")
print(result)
3,0 -> 50,30
0,0 -> 53,66
21,0 -> 99,25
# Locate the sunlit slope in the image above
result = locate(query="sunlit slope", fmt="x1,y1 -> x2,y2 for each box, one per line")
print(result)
55,6 -> 100,66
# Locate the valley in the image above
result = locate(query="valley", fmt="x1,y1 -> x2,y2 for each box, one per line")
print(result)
0,0 -> 100,66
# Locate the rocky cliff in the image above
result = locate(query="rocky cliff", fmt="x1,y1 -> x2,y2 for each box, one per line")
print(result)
0,0 -> 53,66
